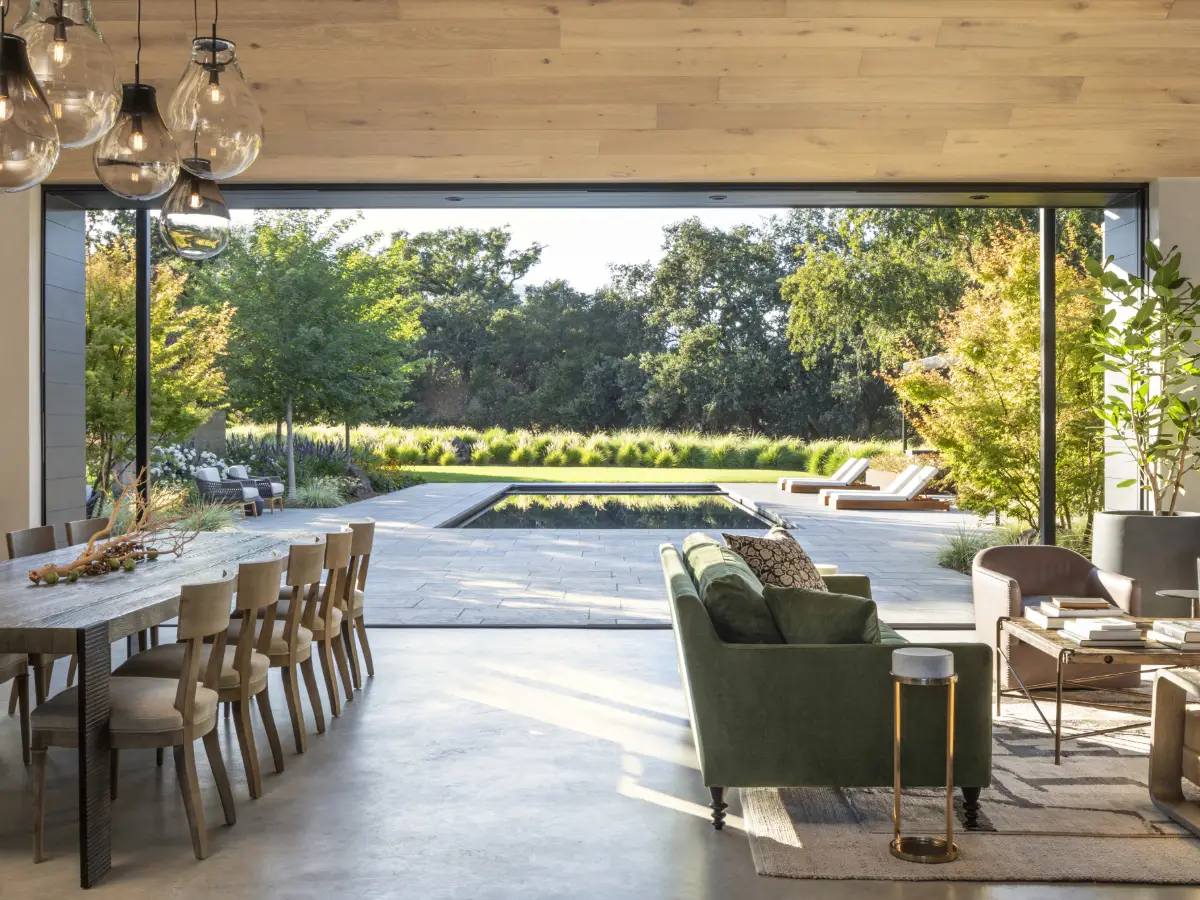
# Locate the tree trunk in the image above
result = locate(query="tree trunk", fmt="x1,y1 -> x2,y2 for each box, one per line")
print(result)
345,422 -> 352,465
275,420 -> 282,451
286,396 -> 296,497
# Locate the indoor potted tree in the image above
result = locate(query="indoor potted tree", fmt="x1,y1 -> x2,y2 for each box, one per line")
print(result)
1088,242 -> 1200,615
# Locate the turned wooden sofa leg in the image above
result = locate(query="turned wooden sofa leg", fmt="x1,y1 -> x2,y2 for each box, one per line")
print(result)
709,787 -> 728,830
962,786 -> 982,828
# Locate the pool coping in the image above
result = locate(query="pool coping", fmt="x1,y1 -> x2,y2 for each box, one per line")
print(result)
434,482 -> 787,530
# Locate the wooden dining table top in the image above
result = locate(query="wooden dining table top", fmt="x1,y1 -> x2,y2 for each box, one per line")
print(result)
0,531 -> 311,656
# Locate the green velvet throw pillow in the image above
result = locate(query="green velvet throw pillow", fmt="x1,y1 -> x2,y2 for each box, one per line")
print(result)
762,585 -> 881,645
683,535 -> 782,644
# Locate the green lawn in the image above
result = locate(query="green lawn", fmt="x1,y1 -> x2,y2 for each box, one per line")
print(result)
408,465 -> 797,483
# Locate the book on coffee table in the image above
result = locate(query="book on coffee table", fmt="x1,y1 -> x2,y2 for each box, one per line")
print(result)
1148,630 -> 1200,650
1152,620 -> 1200,642
1061,617 -> 1143,647
1026,601 -> 1119,629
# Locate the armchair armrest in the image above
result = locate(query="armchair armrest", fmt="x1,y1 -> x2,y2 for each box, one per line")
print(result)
824,574 -> 871,599
972,561 -> 1021,649
1091,567 -> 1140,615
196,478 -> 245,505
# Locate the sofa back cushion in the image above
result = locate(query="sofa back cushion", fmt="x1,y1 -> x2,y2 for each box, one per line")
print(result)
762,585 -> 881,645
683,535 -> 782,644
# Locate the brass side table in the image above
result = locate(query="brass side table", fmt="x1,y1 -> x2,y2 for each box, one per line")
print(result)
891,647 -> 958,864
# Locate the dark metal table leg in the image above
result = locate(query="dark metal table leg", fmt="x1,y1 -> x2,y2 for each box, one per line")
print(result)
76,624 -> 112,888
1054,650 -> 1065,765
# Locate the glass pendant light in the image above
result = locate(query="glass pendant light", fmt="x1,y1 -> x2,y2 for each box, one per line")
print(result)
166,1 -> 262,181
92,0 -> 177,200
0,3 -> 59,193
160,155 -> 230,260
15,0 -> 120,148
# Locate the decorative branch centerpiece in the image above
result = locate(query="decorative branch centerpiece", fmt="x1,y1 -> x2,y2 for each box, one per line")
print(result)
29,470 -> 203,585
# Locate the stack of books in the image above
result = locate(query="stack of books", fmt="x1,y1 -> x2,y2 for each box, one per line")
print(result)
1148,620 -> 1200,650
1060,616 -> 1144,648
1025,596 -> 1118,630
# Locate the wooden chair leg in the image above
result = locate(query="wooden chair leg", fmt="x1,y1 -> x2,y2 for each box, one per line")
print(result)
110,749 -> 119,801
332,634 -> 354,704
300,656 -> 326,733
174,743 -> 209,860
16,673 -> 29,766
318,640 -> 341,718
157,748 -> 164,767
31,743 -> 46,862
231,700 -> 262,800
34,657 -> 53,706
65,655 -> 77,688
150,626 -> 160,648
354,615 -> 374,678
342,621 -> 362,691
256,686 -> 285,774
8,677 -> 18,715
202,730 -> 237,827
280,665 -> 308,753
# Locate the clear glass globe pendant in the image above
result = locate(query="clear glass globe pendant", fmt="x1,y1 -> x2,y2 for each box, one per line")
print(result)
0,32 -> 60,192
166,37 -> 261,180
93,82 -> 179,200
160,156 -> 230,261
15,0 -> 120,148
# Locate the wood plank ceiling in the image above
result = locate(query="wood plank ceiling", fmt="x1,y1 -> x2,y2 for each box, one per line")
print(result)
42,0 -> 1200,184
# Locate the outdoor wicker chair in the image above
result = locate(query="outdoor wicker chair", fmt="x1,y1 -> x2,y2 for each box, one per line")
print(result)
195,466 -> 260,518
226,465 -> 285,513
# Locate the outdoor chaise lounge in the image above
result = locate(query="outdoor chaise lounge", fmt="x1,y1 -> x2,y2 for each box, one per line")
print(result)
819,464 -> 918,505
822,465 -> 948,511
777,457 -> 872,493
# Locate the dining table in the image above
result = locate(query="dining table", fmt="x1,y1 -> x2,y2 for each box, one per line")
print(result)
0,530 -> 304,888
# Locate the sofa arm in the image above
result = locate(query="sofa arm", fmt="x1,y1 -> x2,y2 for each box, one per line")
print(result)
823,574 -> 871,599
681,637 -> 992,790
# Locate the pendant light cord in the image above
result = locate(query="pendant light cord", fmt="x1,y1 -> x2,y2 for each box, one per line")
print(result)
134,0 -> 142,82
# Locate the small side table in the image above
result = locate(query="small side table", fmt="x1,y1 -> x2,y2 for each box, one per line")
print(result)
1155,589 -> 1200,618
1150,668 -> 1200,837
891,647 -> 958,864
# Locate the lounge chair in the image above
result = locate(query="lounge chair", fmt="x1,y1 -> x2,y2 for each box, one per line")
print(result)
819,464 -> 919,506
825,465 -> 949,511
195,466 -> 261,518
777,458 -> 872,494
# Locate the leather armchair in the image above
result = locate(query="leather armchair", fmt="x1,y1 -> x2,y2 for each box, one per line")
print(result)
973,545 -> 1141,691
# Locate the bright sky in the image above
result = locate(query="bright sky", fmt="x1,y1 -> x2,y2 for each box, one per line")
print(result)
230,208 -> 780,292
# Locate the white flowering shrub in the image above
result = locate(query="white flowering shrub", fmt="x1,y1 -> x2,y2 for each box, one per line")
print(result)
150,444 -> 229,485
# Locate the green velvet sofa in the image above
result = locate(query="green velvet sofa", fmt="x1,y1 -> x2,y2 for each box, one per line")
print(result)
660,542 -> 993,829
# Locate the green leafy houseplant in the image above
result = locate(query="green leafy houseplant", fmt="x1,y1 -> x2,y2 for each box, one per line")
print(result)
1087,243 -> 1200,515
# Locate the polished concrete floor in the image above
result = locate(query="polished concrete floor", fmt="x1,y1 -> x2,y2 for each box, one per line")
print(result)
0,630 -> 1196,899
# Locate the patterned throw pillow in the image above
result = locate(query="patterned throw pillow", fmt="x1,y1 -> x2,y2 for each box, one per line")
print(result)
722,527 -> 828,592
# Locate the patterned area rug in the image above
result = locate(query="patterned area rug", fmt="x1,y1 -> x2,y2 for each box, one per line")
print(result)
744,695 -> 1200,881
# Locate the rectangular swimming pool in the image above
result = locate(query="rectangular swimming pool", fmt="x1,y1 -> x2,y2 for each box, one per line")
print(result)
450,487 -> 772,530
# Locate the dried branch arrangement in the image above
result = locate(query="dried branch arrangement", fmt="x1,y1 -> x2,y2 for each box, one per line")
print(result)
29,469 -> 204,585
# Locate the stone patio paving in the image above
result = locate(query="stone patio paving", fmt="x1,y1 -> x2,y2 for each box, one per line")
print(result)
237,481 -> 982,628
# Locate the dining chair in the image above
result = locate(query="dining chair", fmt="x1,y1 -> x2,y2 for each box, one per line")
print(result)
31,575 -> 238,862
299,531 -> 355,717
248,539 -> 327,753
5,526 -> 66,709
0,654 -> 29,765
64,517 -> 109,547
116,557 -> 285,799
341,521 -> 376,690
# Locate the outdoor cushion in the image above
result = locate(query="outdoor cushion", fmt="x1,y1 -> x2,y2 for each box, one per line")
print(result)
241,486 -> 260,500
195,466 -> 220,482
114,642 -> 269,690
723,527 -> 828,591
226,465 -> 249,479
683,535 -> 781,644
31,677 -> 218,733
270,482 -> 284,495
762,585 -> 881,645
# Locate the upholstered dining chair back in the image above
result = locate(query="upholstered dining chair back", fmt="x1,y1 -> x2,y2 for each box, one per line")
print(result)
6,525 -> 56,560
65,517 -> 109,547
347,520 -> 376,592
233,557 -> 285,669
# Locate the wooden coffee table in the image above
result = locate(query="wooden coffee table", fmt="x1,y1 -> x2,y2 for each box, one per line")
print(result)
996,616 -> 1200,764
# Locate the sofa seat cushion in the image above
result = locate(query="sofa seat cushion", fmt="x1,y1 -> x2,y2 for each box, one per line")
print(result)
683,534 -> 781,644
723,527 -> 828,591
762,585 -> 881,645
32,677 -> 218,734
878,622 -> 908,646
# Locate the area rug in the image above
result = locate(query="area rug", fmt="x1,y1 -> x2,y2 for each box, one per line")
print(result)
744,696 -> 1200,881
